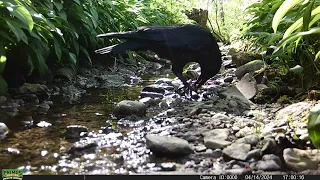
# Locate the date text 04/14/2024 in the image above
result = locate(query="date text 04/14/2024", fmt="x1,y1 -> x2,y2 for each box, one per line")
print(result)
199,175 -> 307,180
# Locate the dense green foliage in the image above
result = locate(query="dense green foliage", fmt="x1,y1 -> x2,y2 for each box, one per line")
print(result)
0,0 -> 193,94
242,0 -> 320,88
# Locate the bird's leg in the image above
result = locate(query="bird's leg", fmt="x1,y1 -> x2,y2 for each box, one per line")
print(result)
192,74 -> 207,90
172,64 -> 195,95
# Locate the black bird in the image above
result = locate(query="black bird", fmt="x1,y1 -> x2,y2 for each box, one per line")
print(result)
95,24 -> 222,93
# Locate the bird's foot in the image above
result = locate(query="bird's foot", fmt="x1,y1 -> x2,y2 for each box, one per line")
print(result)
177,83 -> 197,97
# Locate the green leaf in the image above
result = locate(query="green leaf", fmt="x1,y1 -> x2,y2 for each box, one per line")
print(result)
0,45 -> 6,74
283,5 -> 320,39
73,0 -> 81,5
278,27 -> 320,49
8,5 -> 34,32
315,50 -> 320,62
5,19 -> 28,44
69,52 -> 77,65
53,39 -> 62,61
79,45 -> 92,66
272,0 -> 303,33
53,1 -> 63,11
308,104 -> 320,149
0,30 -> 16,43
302,0 -> 315,31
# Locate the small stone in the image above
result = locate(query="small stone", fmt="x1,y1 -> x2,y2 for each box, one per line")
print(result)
195,145 -> 207,152
235,134 -> 260,146
0,122 -> 9,139
245,149 -> 262,161
204,138 -> 232,150
68,139 -> 98,154
146,135 -> 193,156
65,125 -> 89,139
223,143 -> 251,161
202,128 -> 230,141
113,100 -> 147,118
160,162 -> 176,171
235,126 -> 254,138
224,168 -> 251,175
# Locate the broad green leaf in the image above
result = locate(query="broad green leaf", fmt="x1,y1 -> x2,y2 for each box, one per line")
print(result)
73,0 -> 81,5
5,19 -> 28,44
53,1 -> 63,11
0,30 -> 16,43
302,0 -> 314,31
69,52 -> 77,65
278,27 -> 320,49
0,45 -> 6,74
8,5 -> 34,32
272,0 -> 303,33
53,39 -> 62,61
315,50 -> 320,62
310,14 -> 320,27
79,45 -> 92,66
284,5 -> 320,39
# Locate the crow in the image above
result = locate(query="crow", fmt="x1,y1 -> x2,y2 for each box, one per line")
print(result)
95,24 -> 222,94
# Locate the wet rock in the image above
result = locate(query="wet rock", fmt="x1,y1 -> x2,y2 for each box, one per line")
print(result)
254,154 -> 283,171
224,76 -> 234,83
61,85 -> 86,104
140,92 -> 164,99
68,139 -> 98,154
235,126 -> 255,138
36,121 -> 52,128
0,122 -> 9,139
235,60 -> 265,81
194,145 -> 207,152
202,128 -> 230,141
37,101 -> 51,115
160,162 -> 176,171
15,94 -> 39,104
275,102 -> 313,130
65,125 -> 89,139
189,150 -> 222,161
145,135 -> 193,156
139,97 -> 160,107
244,149 -> 262,161
255,159 -> 282,171
6,147 -> 20,155
18,83 -> 49,95
223,143 -> 251,161
0,96 -> 7,104
212,113 -> 231,122
236,73 -> 258,100
261,138 -> 278,155
224,168 -> 251,175
283,148 -> 319,171
235,134 -> 260,146
187,107 -> 202,117
204,138 -> 232,150
142,84 -> 165,94
99,74 -> 126,88
220,85 -> 252,107
113,100 -> 147,118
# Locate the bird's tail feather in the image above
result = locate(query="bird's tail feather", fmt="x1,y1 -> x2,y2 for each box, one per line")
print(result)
95,41 -> 143,54
96,31 -> 137,39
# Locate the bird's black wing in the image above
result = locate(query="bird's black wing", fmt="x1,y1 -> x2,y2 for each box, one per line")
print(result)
134,25 -> 215,50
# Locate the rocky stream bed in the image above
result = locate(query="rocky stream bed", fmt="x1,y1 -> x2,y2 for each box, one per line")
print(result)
0,44 -> 319,175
